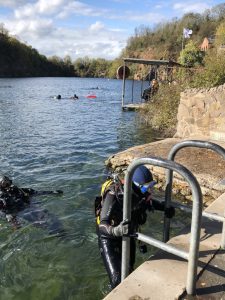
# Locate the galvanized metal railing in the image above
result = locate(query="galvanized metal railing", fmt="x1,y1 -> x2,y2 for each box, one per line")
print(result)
121,157 -> 202,296
163,140 -> 225,248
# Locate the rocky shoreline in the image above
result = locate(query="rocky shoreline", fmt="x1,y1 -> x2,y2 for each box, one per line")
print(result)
105,137 -> 225,206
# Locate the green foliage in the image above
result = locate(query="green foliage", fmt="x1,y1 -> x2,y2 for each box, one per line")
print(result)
178,40 -> 204,67
123,4 -> 225,60
73,57 -> 112,78
107,59 -> 123,78
1,2 -> 225,79
215,21 -> 225,47
191,49 -> 225,87
140,84 -> 182,134
0,33 -> 75,77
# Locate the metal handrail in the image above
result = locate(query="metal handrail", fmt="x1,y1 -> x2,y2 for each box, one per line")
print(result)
121,157 -> 202,296
163,140 -> 225,248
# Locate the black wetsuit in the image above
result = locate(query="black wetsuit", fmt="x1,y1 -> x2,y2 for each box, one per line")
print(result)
0,185 -> 36,212
0,184 -> 63,233
96,182 -> 165,289
142,87 -> 152,101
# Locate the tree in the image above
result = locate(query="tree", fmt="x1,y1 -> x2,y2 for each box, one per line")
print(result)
210,3 -> 225,21
0,23 -> 8,36
107,59 -> 123,78
178,40 -> 204,67
64,55 -> 72,66
192,48 -> 225,88
215,21 -> 225,48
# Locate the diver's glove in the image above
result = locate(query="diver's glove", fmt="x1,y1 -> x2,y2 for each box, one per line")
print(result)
0,198 -> 6,209
5,214 -> 21,229
165,206 -> 175,218
112,219 -> 130,237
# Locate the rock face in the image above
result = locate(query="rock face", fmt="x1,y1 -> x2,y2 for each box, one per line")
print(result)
105,138 -> 225,204
175,84 -> 225,141
106,83 -> 225,204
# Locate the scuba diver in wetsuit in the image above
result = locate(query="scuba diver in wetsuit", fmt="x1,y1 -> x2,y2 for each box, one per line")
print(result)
95,165 -> 175,289
142,79 -> 159,101
0,175 -> 63,230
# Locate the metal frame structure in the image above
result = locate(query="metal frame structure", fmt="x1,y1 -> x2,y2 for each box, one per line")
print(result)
121,156 -> 202,295
121,58 -> 181,109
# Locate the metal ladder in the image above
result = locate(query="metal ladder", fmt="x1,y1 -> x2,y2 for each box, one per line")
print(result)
121,140 -> 225,296
121,156 -> 202,296
163,140 -> 225,247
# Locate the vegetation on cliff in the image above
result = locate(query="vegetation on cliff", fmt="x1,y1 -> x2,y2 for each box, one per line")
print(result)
130,4 -> 225,137
0,24 -> 75,77
123,4 -> 225,61
1,3 -> 225,79
140,84 -> 182,137
0,23 -> 117,78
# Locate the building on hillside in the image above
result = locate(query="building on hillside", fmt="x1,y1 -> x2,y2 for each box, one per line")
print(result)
200,37 -> 214,51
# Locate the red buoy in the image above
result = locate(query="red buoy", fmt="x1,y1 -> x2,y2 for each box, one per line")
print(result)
86,95 -> 97,99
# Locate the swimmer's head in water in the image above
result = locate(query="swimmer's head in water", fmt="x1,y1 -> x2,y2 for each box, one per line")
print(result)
0,175 -> 12,189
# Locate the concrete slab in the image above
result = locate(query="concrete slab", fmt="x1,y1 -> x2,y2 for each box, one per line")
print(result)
122,103 -> 146,111
204,192 -> 225,216
193,249 -> 225,300
180,249 -> 225,299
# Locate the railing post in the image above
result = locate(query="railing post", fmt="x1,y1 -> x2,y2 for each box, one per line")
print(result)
163,169 -> 173,242
121,162 -> 134,280
131,79 -> 134,103
121,62 -> 126,109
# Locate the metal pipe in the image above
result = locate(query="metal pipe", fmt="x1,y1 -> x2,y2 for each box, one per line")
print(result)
173,201 -> 224,223
121,61 -> 126,109
138,233 -> 189,260
163,140 -> 225,248
140,78 -> 144,102
121,160 -> 133,280
221,210 -> 225,248
122,157 -> 202,295
203,211 -> 224,223
131,79 -> 134,103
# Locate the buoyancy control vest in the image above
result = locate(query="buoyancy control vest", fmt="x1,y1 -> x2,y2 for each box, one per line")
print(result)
95,175 -> 124,225
95,174 -> 149,228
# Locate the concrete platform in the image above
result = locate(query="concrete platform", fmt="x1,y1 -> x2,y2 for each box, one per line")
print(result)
104,193 -> 225,300
105,137 -> 225,203
122,103 -> 146,111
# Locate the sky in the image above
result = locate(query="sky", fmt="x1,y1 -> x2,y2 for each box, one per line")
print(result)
0,0 -> 224,61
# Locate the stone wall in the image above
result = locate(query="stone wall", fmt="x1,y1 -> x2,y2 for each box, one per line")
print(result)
175,84 -> 225,141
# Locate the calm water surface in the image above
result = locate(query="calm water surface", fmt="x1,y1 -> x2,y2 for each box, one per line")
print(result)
0,78 -> 188,300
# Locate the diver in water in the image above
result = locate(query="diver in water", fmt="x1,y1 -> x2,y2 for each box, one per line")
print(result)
0,175 -> 63,230
95,165 -> 175,289
53,95 -> 61,99
142,79 -> 159,101
71,94 -> 79,100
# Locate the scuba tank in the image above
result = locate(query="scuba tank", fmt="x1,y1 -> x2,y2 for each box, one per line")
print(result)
95,173 -> 124,225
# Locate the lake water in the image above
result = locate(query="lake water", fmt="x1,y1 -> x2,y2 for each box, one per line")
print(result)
0,77 -> 189,300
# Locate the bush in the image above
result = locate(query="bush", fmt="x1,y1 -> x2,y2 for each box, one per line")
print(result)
191,49 -> 225,87
178,40 -> 204,67
140,83 -> 182,136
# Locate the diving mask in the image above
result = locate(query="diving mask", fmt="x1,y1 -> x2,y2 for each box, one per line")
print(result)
133,180 -> 156,194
